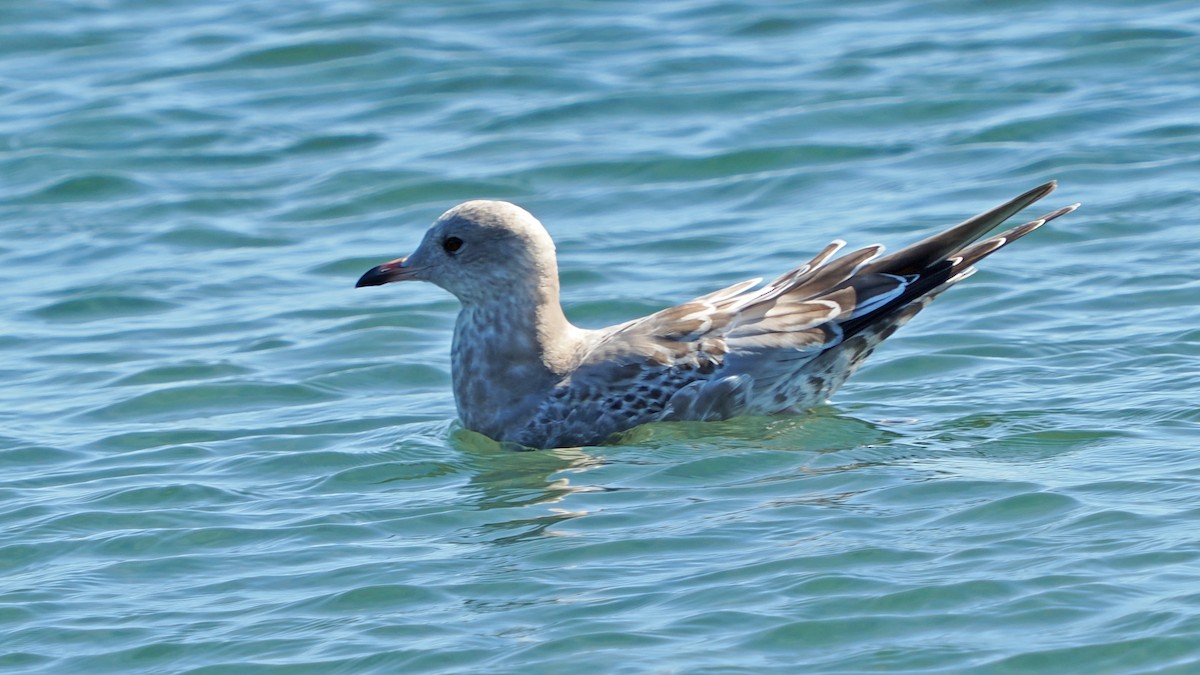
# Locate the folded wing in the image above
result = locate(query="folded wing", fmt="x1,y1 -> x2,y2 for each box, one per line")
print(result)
562,181 -> 1078,425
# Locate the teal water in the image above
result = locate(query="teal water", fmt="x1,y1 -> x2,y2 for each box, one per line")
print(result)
3,0 -> 1200,672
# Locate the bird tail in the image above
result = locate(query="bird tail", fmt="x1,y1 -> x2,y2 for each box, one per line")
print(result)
839,183 -> 1079,341
861,180 -> 1059,277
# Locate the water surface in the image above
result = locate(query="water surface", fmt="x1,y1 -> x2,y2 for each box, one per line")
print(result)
2,1 -> 1200,672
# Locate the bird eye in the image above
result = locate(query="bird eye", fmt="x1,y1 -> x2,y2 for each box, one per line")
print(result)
443,236 -> 463,254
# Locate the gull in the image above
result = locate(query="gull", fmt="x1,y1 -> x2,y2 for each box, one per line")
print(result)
357,181 -> 1078,449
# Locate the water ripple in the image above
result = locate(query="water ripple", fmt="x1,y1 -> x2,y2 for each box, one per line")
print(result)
2,0 -> 1200,672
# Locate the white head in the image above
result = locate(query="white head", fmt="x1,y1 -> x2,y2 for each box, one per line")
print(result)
356,200 -> 561,305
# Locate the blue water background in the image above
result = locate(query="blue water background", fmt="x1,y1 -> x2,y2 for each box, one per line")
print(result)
2,1 -> 1200,672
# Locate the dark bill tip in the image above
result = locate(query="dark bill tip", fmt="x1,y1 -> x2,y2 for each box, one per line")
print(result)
355,265 -> 393,288
355,257 -> 412,288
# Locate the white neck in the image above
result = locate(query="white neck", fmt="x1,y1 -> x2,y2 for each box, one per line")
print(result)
450,283 -> 586,440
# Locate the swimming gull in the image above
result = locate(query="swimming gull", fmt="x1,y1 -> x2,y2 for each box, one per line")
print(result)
357,181 -> 1079,449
